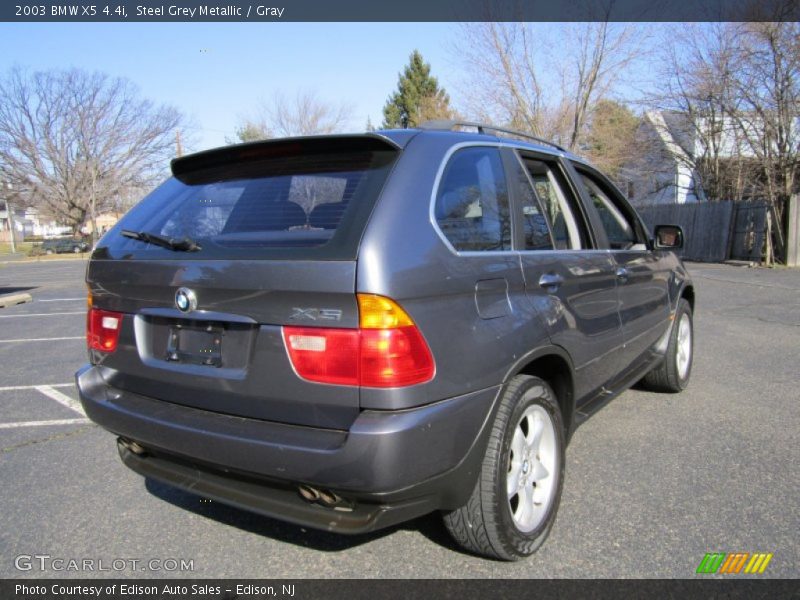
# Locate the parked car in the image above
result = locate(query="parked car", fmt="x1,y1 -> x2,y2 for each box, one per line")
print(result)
76,122 -> 694,560
41,237 -> 89,254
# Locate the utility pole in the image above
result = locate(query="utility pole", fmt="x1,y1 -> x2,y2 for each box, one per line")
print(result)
3,182 -> 15,254
176,130 -> 183,157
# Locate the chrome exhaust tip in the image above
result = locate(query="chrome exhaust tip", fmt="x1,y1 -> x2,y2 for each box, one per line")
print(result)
298,484 -> 321,503
118,437 -> 147,456
317,489 -> 342,507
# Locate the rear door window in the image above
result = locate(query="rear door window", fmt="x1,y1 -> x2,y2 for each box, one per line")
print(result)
519,157 -> 588,250
434,147 -> 512,252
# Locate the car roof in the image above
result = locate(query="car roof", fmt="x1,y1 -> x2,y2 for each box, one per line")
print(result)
377,127 -> 589,166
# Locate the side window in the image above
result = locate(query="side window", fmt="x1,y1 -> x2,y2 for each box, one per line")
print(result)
577,172 -> 639,250
506,155 -> 553,251
434,147 -> 511,252
521,158 -> 584,250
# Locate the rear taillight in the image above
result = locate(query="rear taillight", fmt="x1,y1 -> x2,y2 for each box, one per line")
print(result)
283,294 -> 435,388
87,308 -> 123,353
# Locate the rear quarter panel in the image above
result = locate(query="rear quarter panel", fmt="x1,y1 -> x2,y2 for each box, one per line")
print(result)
357,134 -> 551,410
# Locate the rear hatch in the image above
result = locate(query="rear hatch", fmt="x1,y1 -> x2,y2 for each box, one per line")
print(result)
87,135 -> 399,430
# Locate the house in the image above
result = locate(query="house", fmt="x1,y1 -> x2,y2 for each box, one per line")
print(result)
81,212 -> 123,235
624,110 -> 781,207
0,203 -> 71,240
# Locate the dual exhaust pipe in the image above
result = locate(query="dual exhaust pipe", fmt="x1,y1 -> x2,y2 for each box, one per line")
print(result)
298,484 -> 351,510
119,437 -> 351,512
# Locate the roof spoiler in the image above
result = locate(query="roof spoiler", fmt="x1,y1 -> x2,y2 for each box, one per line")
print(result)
171,134 -> 401,183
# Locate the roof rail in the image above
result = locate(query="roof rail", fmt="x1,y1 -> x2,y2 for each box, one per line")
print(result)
418,120 -> 567,153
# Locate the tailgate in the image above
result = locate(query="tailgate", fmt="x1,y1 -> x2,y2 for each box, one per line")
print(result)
87,258 -> 359,430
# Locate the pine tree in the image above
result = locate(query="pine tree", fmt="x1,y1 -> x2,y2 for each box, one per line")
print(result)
382,50 -> 453,129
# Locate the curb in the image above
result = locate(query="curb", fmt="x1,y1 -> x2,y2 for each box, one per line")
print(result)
0,292 -> 33,308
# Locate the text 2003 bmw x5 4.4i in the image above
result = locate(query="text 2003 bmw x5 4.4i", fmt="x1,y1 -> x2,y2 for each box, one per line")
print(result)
77,121 -> 694,560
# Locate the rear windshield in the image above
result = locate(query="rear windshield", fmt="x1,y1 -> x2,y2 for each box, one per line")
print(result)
96,142 -> 397,261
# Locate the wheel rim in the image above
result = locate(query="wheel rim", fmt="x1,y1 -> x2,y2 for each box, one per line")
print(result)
506,402 -> 558,533
676,313 -> 692,380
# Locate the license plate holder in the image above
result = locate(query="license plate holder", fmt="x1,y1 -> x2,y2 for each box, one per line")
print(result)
166,323 -> 223,367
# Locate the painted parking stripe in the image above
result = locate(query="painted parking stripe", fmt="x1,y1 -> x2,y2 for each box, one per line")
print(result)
0,383 -> 72,391
0,418 -> 90,429
0,311 -> 84,318
34,385 -> 86,417
0,337 -> 83,343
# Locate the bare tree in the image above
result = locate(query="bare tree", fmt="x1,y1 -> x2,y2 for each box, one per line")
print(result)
453,21 -> 643,150
643,23 -> 753,203
234,90 -> 353,142
0,67 -> 185,237
728,21 -> 800,224
644,20 -> 799,236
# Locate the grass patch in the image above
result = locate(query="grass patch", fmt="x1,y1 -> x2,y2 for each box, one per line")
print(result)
0,242 -> 34,255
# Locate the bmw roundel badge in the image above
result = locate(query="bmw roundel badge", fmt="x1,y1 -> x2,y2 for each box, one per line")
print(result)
175,288 -> 197,313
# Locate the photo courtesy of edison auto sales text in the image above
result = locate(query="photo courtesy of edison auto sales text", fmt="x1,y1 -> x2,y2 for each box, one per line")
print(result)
14,584 -> 295,597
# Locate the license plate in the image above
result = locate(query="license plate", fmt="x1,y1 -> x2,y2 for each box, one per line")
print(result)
166,323 -> 223,367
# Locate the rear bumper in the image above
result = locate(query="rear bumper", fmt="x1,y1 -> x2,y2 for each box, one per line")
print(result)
76,364 -> 499,533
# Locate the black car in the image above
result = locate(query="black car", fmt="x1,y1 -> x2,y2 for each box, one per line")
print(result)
77,121 -> 694,560
41,237 -> 89,254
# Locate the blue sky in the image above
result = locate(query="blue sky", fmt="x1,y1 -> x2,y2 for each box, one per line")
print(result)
0,22 -> 461,150
0,22 -> 680,152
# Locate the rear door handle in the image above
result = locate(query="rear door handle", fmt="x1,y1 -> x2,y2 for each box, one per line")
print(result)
538,273 -> 564,291
616,267 -> 629,283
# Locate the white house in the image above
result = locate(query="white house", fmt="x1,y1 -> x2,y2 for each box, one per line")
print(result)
626,109 -> 798,207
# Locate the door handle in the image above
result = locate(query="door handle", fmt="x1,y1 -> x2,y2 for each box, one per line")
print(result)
538,273 -> 564,291
616,267 -> 629,283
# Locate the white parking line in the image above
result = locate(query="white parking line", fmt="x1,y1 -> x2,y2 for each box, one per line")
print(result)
0,311 -> 84,318
0,383 -> 73,391
0,418 -> 90,429
0,337 -> 83,343
34,385 -> 86,417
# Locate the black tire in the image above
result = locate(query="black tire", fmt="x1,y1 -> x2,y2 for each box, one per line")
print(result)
641,298 -> 693,393
442,375 -> 565,560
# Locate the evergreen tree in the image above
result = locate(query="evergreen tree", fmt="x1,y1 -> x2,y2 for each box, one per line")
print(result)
382,50 -> 453,129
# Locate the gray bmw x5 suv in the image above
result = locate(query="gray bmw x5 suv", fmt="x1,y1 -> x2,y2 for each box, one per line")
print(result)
77,121 -> 694,560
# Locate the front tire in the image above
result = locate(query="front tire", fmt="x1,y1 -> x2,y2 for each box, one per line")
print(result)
443,375 -> 565,560
641,298 -> 693,392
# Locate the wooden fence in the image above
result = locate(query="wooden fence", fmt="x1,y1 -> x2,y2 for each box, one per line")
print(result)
637,202 -> 737,262
636,200 -> 781,263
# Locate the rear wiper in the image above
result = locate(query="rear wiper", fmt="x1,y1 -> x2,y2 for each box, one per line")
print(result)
121,229 -> 201,252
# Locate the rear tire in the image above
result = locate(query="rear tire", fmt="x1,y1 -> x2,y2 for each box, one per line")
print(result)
443,375 -> 565,560
641,298 -> 693,393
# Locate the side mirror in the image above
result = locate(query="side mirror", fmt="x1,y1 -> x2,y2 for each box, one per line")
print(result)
654,225 -> 684,249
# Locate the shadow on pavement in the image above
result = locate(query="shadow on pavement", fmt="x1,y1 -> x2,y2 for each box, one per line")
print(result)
145,477 -> 462,554
0,286 -> 35,295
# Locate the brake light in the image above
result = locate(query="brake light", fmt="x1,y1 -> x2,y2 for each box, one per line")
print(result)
283,294 -> 435,388
87,308 -> 123,352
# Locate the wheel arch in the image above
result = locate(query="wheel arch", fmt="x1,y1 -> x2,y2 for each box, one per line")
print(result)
681,284 -> 695,312
506,347 -> 576,441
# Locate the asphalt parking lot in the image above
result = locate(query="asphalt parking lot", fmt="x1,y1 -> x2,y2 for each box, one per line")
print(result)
0,259 -> 797,578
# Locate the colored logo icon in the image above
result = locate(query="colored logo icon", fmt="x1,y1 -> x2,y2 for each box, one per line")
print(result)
696,552 -> 773,574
